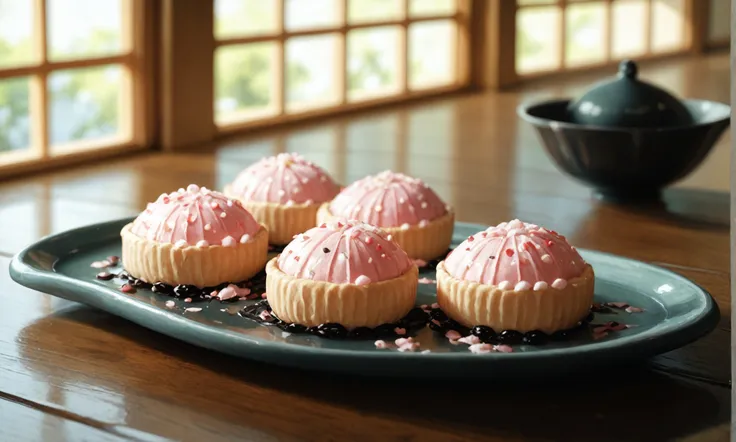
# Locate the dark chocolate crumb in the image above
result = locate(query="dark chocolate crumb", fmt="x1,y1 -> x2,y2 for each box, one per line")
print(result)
96,272 -> 114,281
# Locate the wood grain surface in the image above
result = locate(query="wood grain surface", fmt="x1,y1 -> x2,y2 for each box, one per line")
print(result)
0,53 -> 730,441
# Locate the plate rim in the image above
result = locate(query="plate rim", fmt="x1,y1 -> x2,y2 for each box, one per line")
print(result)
8,217 -> 721,366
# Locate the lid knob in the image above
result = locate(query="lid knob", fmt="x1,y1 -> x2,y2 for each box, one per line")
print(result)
618,60 -> 638,79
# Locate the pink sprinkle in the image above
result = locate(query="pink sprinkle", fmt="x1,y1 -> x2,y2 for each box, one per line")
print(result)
261,292 -> 267,299
469,343 -> 494,354
493,344 -> 514,353
505,249 -> 514,257
395,337 -> 414,346
120,284 -> 135,293
106,256 -> 120,265
393,327 -> 407,335
210,290 -> 218,297
184,297 -> 192,303
607,302 -> 630,309
217,286 -> 238,301
354,275 -> 372,285
90,260 -> 111,269
458,335 -> 481,345
468,235 -> 475,242
445,330 -> 462,340
418,277 -> 436,284
625,306 -> 644,313
374,340 -> 388,349
165,300 -> 175,308
413,259 -> 428,267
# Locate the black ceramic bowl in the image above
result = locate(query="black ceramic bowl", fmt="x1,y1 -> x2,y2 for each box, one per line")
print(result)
517,99 -> 731,202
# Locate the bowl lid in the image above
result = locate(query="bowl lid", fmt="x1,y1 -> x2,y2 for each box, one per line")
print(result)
567,60 -> 693,128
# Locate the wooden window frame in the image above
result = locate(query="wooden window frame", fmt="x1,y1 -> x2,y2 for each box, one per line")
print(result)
159,0 -> 473,151
0,0 -> 155,179
480,0 -> 723,89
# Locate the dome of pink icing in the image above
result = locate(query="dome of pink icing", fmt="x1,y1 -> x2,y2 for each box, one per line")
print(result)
443,219 -> 587,291
229,152 -> 340,205
328,170 -> 447,228
276,219 -> 413,284
130,184 -> 262,247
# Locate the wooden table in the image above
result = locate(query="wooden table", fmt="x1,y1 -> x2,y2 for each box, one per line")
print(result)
0,53 -> 731,441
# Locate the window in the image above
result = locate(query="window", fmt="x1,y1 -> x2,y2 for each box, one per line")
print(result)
515,0 -> 689,77
213,0 -> 468,131
0,0 -> 148,173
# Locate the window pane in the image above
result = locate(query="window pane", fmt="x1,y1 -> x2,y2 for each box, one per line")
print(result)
409,20 -> 456,89
286,34 -> 341,111
0,77 -> 31,154
348,0 -> 403,23
612,0 -> 647,58
707,0 -> 730,42
47,0 -> 123,61
215,43 -> 279,124
348,26 -> 401,101
565,2 -> 606,67
285,0 -> 341,30
215,0 -> 279,38
409,0 -> 455,16
0,0 -> 35,68
651,0 -> 685,52
516,7 -> 561,74
48,65 -> 122,148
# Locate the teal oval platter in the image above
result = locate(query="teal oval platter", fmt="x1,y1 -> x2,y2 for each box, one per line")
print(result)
9,218 -> 719,378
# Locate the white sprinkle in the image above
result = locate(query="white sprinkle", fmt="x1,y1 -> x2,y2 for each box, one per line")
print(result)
374,340 -> 388,349
386,234 -> 393,241
337,253 -> 347,261
400,223 -> 410,230
304,199 -> 313,205
551,278 -> 568,289
301,177 -> 309,184
220,212 -> 227,218
374,205 -> 383,212
421,202 -> 428,209
541,254 -> 552,263
210,202 -> 219,209
418,219 -> 429,228
497,281 -> 511,290
167,221 -> 176,230
196,240 -> 209,247
368,257 -> 373,264
458,335 -> 481,345
395,337 -> 414,346
186,184 -> 200,193
174,239 -> 188,249
277,189 -> 285,197
293,187 -> 301,194
354,275 -> 371,285
90,260 -> 111,268
421,350 -> 431,354
514,281 -> 532,291
240,234 -> 251,244
398,343 -> 421,352
165,300 -> 175,308
184,307 -> 202,313
204,224 -> 212,231
533,281 -> 549,291
227,199 -> 234,207
469,343 -> 494,354
221,236 -> 236,247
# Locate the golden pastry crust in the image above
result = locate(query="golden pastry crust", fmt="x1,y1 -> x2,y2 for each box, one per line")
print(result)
265,258 -> 418,328
436,262 -> 594,334
224,186 -> 320,245
120,223 -> 269,287
316,204 -> 454,261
